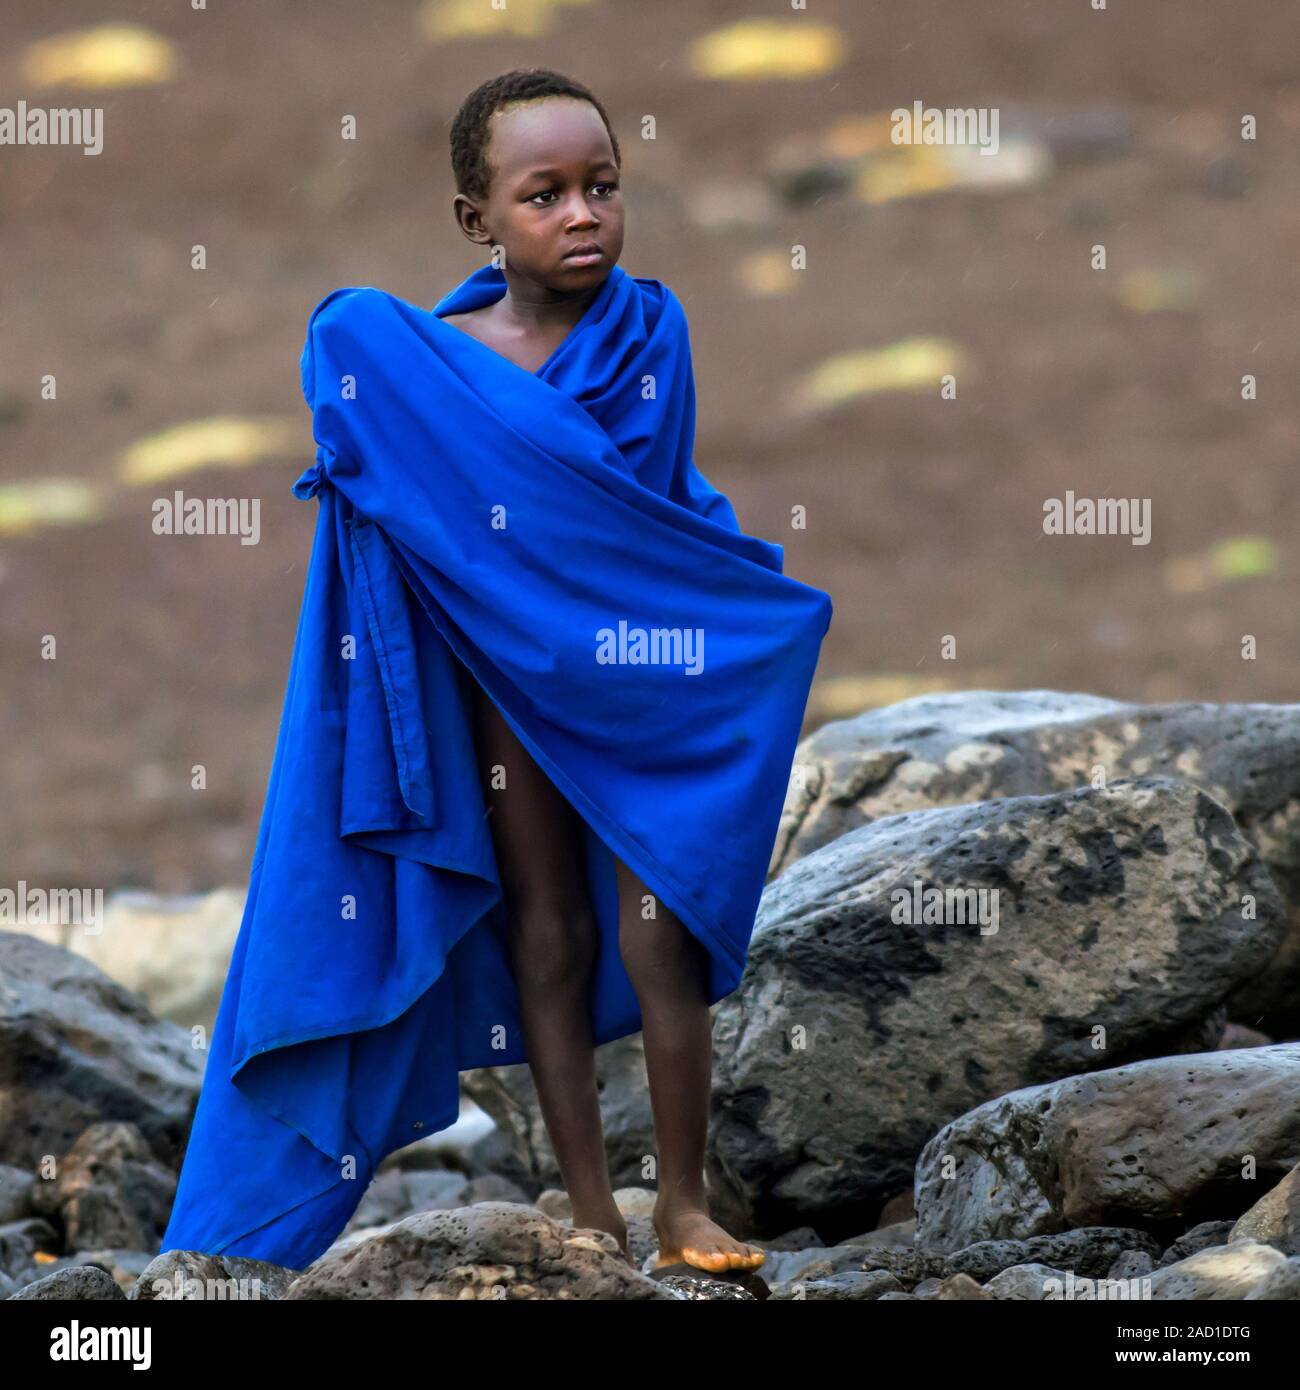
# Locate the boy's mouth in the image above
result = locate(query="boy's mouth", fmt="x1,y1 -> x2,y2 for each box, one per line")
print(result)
562,242 -> 604,266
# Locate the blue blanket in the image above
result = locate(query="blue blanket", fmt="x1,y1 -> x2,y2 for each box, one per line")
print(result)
159,263 -> 833,1269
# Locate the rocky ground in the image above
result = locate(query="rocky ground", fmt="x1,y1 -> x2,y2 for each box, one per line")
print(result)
6,689 -> 1300,1302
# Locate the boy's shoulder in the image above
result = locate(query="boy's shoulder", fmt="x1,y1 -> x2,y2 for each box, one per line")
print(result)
628,274 -> 689,334
305,285 -> 391,334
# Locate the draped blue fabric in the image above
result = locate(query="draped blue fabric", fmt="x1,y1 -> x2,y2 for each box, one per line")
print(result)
158,263 -> 833,1270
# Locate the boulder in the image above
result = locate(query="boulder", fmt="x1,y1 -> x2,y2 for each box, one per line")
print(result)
915,1044 -> 1300,1250
28,1122 -> 176,1253
772,690 -> 1300,1033
0,932 -> 202,1173
283,1201 -> 675,1300
711,777 -> 1282,1235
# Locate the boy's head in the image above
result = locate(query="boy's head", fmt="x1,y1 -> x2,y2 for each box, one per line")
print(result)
449,68 -> 624,286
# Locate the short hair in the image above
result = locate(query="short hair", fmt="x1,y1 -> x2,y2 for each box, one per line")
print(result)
449,67 -> 622,202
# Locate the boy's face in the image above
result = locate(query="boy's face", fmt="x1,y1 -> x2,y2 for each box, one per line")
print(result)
456,97 -> 624,289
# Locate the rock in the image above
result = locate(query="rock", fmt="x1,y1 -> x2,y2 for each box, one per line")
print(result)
751,1242 -> 894,1288
1158,1220 -> 1238,1267
0,1218 -> 60,1284
535,1188 -> 571,1221
27,1122 -> 175,1253
284,1201 -> 676,1300
36,1248 -> 153,1293
0,1165 -> 35,1223
342,1166 -> 470,1233
876,1190 -> 915,1227
836,1218 -> 918,1250
943,1228 -> 1160,1283
4,889 -> 245,1039
915,1045 -> 1300,1250
1243,1256 -> 1300,1299
983,1262 -> 1067,1300
1109,1249 -> 1156,1280
1148,1239 -> 1286,1299
1220,1023 -> 1273,1050
464,1174 -> 532,1206
131,1248 -> 296,1300
757,1225 -> 824,1252
612,1186 -> 657,1221
0,932 -> 202,1173
1230,1162 -> 1300,1254
856,1247 -> 950,1288
771,1269 -> 902,1300
771,690 -> 1300,1033
712,777 -> 1282,1235
7,1264 -> 127,1300
937,1272 -> 993,1300
650,1272 -> 748,1300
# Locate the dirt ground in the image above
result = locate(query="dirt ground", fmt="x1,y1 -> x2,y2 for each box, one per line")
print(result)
3,0 -> 1300,892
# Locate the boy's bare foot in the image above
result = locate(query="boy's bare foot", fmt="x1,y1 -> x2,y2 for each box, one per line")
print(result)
570,1201 -> 635,1268
652,1199 -> 765,1275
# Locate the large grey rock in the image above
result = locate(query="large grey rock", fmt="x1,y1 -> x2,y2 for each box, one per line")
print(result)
711,776 -> 1282,1235
915,1044 -> 1300,1251
0,933 -> 202,1172
772,691 -> 1300,1032
284,1201 -> 675,1300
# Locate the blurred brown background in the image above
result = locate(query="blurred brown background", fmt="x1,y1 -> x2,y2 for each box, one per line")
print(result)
2,0 -> 1298,895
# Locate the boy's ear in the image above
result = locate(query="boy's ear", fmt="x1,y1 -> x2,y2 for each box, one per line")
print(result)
451,194 -> 492,246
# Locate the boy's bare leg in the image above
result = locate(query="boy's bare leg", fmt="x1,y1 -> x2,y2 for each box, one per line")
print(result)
613,856 -> 765,1274
469,679 -> 631,1264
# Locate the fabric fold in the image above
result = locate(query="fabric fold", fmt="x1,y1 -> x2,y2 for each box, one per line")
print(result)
159,261 -> 833,1270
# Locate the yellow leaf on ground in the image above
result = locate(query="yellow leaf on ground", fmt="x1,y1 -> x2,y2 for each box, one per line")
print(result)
418,0 -> 596,41
797,338 -> 967,409
736,251 -> 798,298
0,478 -> 103,535
1163,536 -> 1277,593
689,19 -> 847,81
1118,270 -> 1202,313
22,24 -> 178,90
117,417 -> 302,486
